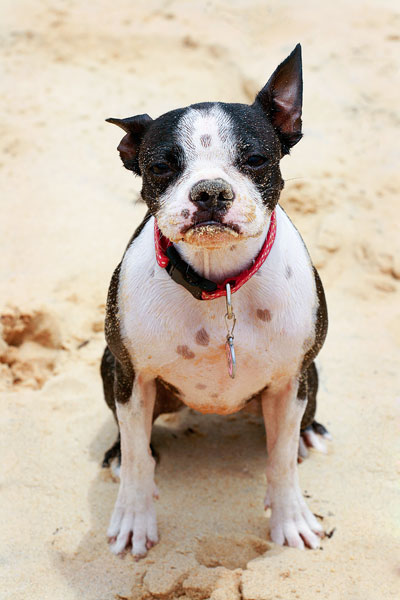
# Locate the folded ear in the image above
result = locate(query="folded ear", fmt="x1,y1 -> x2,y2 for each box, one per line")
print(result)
106,114 -> 153,174
254,44 -> 303,155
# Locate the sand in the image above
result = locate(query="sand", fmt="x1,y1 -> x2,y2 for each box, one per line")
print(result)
1,1 -> 399,598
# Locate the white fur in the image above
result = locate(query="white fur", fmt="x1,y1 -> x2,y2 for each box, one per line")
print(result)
107,377 -> 159,557
262,381 -> 323,549
302,428 -> 327,453
177,216 -> 270,283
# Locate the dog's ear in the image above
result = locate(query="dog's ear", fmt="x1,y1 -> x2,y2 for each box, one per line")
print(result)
254,44 -> 303,155
106,114 -> 153,174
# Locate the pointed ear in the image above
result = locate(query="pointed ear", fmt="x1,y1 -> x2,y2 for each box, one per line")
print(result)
254,44 -> 303,155
106,114 -> 153,174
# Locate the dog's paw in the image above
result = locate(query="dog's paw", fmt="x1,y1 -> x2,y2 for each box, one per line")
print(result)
299,420 -> 331,459
265,487 -> 323,550
107,486 -> 159,558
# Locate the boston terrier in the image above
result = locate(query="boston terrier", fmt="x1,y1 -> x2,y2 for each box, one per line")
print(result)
101,44 -> 329,558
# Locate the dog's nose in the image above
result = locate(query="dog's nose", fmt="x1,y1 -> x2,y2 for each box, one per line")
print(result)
190,178 -> 234,212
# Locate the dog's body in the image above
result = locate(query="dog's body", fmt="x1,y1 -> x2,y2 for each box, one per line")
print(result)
102,45 -> 329,558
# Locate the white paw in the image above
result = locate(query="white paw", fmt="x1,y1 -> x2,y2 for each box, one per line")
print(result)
298,436 -> 309,459
299,426 -> 331,459
111,460 -> 121,479
107,484 -> 159,558
266,487 -> 323,549
302,428 -> 327,453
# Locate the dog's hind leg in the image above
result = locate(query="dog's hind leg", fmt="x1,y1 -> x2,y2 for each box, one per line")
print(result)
298,361 -> 331,459
100,352 -> 180,470
100,346 -> 122,468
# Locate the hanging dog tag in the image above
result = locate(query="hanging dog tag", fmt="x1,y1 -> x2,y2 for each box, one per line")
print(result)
224,283 -> 237,379
225,335 -> 236,379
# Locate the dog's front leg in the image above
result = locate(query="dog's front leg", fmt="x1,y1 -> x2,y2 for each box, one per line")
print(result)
107,374 -> 158,558
262,379 -> 323,549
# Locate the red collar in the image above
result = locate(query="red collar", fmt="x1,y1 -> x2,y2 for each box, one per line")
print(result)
154,210 -> 277,300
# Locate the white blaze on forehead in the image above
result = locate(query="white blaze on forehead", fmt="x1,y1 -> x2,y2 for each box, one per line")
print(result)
177,105 -> 236,169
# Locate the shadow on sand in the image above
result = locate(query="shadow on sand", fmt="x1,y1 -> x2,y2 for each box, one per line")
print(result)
51,407 -> 271,599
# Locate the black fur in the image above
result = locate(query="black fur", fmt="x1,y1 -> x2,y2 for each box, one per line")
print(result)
255,43 -> 303,154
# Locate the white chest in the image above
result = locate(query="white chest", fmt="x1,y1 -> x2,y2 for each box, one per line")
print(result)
118,209 -> 317,414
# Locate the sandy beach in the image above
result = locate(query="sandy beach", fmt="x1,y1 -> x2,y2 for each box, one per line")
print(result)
1,1 -> 399,598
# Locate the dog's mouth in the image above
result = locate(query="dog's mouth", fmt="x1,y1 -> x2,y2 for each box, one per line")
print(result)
186,220 -> 240,233
182,220 -> 241,248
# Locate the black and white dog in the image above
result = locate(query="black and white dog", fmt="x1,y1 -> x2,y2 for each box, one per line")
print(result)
101,44 -> 329,558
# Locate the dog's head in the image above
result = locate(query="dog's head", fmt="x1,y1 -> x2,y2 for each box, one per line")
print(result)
108,45 -> 302,249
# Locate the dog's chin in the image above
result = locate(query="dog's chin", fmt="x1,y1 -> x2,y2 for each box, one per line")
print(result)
183,222 -> 241,249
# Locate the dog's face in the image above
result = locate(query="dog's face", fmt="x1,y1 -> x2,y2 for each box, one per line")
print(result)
138,102 -> 284,248
108,45 -> 303,249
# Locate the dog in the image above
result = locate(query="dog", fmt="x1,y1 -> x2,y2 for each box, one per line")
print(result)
101,43 -> 329,558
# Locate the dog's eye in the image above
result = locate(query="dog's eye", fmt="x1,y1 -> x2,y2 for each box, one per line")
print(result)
150,163 -> 172,175
245,155 -> 268,168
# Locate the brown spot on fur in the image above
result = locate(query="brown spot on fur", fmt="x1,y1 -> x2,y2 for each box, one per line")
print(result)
195,327 -> 210,346
196,383 -> 207,390
286,265 -> 292,279
200,134 -> 212,147
176,345 -> 195,359
181,208 -> 190,218
211,393 -> 218,399
256,309 -> 272,322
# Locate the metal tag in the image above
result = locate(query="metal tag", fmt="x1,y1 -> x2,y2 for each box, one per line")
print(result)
225,335 -> 236,379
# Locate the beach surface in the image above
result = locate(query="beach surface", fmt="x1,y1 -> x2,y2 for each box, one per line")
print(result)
1,1 -> 399,598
